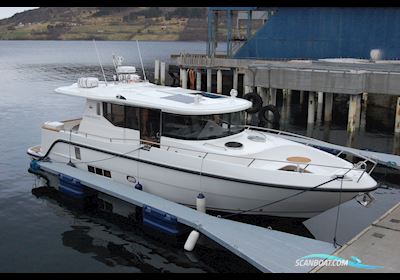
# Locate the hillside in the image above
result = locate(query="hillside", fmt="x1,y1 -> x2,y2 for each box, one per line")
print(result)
0,7 -> 214,41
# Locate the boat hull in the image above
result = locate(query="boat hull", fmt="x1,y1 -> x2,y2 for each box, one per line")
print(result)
28,141 -> 368,218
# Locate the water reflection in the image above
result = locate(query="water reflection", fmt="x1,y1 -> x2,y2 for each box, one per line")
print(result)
32,187 -> 258,273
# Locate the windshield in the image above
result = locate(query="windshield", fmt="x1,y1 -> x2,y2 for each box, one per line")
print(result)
162,111 -> 246,140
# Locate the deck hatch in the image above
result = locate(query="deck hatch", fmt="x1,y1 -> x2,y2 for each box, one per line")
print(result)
161,94 -> 195,104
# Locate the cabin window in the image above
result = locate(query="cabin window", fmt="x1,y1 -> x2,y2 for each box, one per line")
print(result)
102,102 -> 139,130
88,165 -> 112,178
74,147 -> 81,160
111,104 -> 125,127
125,106 -> 139,130
103,103 -> 112,123
103,170 -> 112,178
96,103 -> 101,115
162,111 -> 246,140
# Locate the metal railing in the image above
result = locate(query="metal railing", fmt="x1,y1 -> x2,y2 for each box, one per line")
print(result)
50,126 -> 375,184
245,125 -> 378,179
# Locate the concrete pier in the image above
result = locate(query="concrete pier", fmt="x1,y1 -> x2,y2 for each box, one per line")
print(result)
317,92 -> 324,123
173,54 -> 400,135
154,59 -> 160,85
217,69 -> 223,94
259,87 -> 268,105
347,94 -> 362,133
360,92 -> 368,129
299,91 -> 305,105
285,90 -> 292,119
206,68 -> 212,92
160,62 -> 166,86
324,92 -> 333,122
233,68 -> 238,90
395,97 -> 400,133
181,68 -> 188,89
196,70 -> 202,91
269,88 -> 277,106
313,203 -> 400,273
393,133 -> 400,155
244,86 -> 252,94
308,92 -> 316,124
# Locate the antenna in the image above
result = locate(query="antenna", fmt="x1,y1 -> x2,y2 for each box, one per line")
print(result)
111,53 -> 119,81
92,39 -> 108,86
112,53 -> 118,73
136,40 -> 147,81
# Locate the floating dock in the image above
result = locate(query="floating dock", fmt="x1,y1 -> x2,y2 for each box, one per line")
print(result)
37,161 -> 335,273
312,202 -> 400,273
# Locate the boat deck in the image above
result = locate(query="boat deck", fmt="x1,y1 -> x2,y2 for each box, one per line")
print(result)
37,161 -> 335,273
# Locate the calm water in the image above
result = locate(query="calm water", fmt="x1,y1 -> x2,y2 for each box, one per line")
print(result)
0,40 -> 398,273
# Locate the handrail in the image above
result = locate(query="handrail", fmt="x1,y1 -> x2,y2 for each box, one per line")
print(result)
57,128 -> 370,180
245,125 -> 378,171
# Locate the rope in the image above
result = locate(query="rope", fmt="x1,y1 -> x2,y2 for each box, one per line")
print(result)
39,143 -> 144,166
199,153 -> 206,193
333,175 -> 344,248
221,176 -> 342,218
67,129 -> 74,167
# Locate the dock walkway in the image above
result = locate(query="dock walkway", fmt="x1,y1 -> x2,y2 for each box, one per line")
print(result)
313,202 -> 400,273
38,161 -> 335,273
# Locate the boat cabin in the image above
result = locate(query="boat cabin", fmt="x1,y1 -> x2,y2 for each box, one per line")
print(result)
55,80 -> 252,146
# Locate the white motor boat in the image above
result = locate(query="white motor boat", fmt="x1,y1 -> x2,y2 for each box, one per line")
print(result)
27,64 -> 378,218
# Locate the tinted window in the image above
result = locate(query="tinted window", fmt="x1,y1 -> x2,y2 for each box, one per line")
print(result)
103,102 -> 139,130
103,103 -> 112,123
125,106 -> 139,130
112,104 -> 124,127
103,170 -> 112,178
162,111 -> 246,140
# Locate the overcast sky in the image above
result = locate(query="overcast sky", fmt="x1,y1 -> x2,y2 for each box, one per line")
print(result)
0,7 -> 38,20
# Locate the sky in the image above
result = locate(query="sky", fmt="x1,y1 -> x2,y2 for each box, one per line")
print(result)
0,7 -> 38,20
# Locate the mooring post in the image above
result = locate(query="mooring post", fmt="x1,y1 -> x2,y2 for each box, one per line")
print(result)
286,89 -> 292,107
233,68 -> 238,90
160,62 -> 166,86
360,92 -> 368,129
182,68 -> 188,89
282,89 -> 287,101
308,92 -> 316,124
154,59 -> 160,85
243,73 -> 250,94
395,96 -> 400,134
179,68 -> 183,87
196,69 -> 202,91
317,91 -> 324,123
259,87 -> 268,106
393,131 -> 400,155
347,94 -> 362,133
299,90 -> 304,105
269,88 -> 277,106
324,92 -> 333,123
217,69 -> 223,94
206,68 -> 212,92
281,89 -> 291,126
